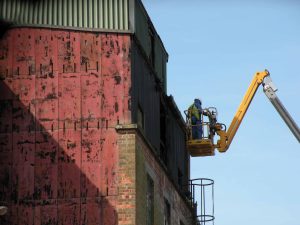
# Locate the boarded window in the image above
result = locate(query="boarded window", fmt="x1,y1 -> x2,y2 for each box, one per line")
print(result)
138,105 -> 144,129
178,169 -> 183,189
146,175 -> 154,225
164,199 -> 171,225
160,100 -> 167,165
149,26 -> 155,68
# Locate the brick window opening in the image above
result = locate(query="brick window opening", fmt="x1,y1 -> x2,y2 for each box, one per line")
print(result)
160,100 -> 167,165
164,199 -> 171,225
138,105 -> 145,129
178,169 -> 183,189
149,26 -> 155,68
146,175 -> 154,225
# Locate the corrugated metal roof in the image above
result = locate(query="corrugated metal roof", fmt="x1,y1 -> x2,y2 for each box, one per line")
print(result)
0,0 -> 131,31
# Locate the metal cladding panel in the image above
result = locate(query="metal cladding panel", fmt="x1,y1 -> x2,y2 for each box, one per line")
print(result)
154,35 -> 167,92
0,133 -> 12,165
0,28 -> 131,224
131,43 -> 160,151
102,196 -> 118,225
57,199 -> 80,225
81,198 -> 102,225
134,1 -> 150,56
101,34 -> 131,127
134,0 -> 168,92
34,201 -> 58,225
0,100 -> 12,133
101,128 -> 118,196
16,204 -> 34,225
11,28 -> 35,77
58,73 -> 81,128
35,131 -> 58,165
166,101 -> 189,190
34,164 -> 58,200
0,0 -> 130,31
81,128 -> 102,198
0,164 -> 11,202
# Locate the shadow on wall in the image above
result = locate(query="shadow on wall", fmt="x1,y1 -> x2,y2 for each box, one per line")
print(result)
0,27 -> 130,224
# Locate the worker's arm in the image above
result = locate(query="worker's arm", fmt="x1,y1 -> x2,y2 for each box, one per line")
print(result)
216,70 -> 270,152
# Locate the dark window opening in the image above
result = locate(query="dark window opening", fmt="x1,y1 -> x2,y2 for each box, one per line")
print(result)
160,101 -> 167,165
138,104 -> 145,129
146,175 -> 154,225
149,25 -> 155,68
178,169 -> 183,190
164,199 -> 171,225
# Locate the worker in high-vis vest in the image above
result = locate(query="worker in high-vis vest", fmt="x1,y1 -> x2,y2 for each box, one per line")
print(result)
188,98 -> 203,139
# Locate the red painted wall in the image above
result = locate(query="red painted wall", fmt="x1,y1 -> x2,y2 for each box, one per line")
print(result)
0,28 -> 131,225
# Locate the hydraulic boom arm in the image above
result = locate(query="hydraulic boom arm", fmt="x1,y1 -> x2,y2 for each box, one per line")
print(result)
263,76 -> 300,142
185,70 -> 299,157
216,70 -> 270,152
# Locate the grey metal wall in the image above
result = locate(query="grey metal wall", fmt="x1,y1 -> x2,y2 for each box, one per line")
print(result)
0,0 -> 130,31
166,98 -> 189,191
131,42 -> 161,152
132,41 -> 189,190
134,0 -> 168,92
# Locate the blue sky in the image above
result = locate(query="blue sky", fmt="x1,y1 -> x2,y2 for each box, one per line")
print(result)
142,1 -> 300,225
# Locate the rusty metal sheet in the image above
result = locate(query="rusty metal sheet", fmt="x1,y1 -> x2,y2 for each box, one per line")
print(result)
102,196 -> 118,225
58,129 -> 81,198
17,204 -> 34,225
81,163 -> 101,198
34,29 -> 58,77
101,128 -> 118,196
58,129 -> 81,164
12,132 -> 35,166
81,73 -> 101,128
12,77 -> 36,101
101,34 -> 131,126
11,164 -> 34,201
0,100 -> 12,133
0,79 -> 15,100
58,73 -> 81,128
34,200 -> 58,225
0,28 -> 136,225
0,164 -> 11,202
57,199 -> 80,225
57,163 -> 81,199
35,131 -> 58,166
12,100 -> 35,132
35,99 -> 59,131
0,134 -> 12,202
34,165 -> 58,200
80,33 -> 102,73
0,133 -> 12,165
82,128 -> 101,163
11,133 -> 35,201
57,31 -> 80,74
81,198 -> 102,225
35,74 -> 58,100
0,30 -> 13,79
12,28 -> 35,77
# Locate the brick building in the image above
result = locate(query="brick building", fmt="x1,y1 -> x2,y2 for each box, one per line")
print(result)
0,0 -> 197,224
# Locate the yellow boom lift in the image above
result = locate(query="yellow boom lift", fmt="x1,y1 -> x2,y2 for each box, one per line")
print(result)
185,70 -> 300,157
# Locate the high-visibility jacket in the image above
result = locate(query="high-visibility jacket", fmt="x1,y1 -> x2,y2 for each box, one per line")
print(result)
188,104 -> 202,120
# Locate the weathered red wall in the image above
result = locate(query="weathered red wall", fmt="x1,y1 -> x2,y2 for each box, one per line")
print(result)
0,28 -> 131,225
